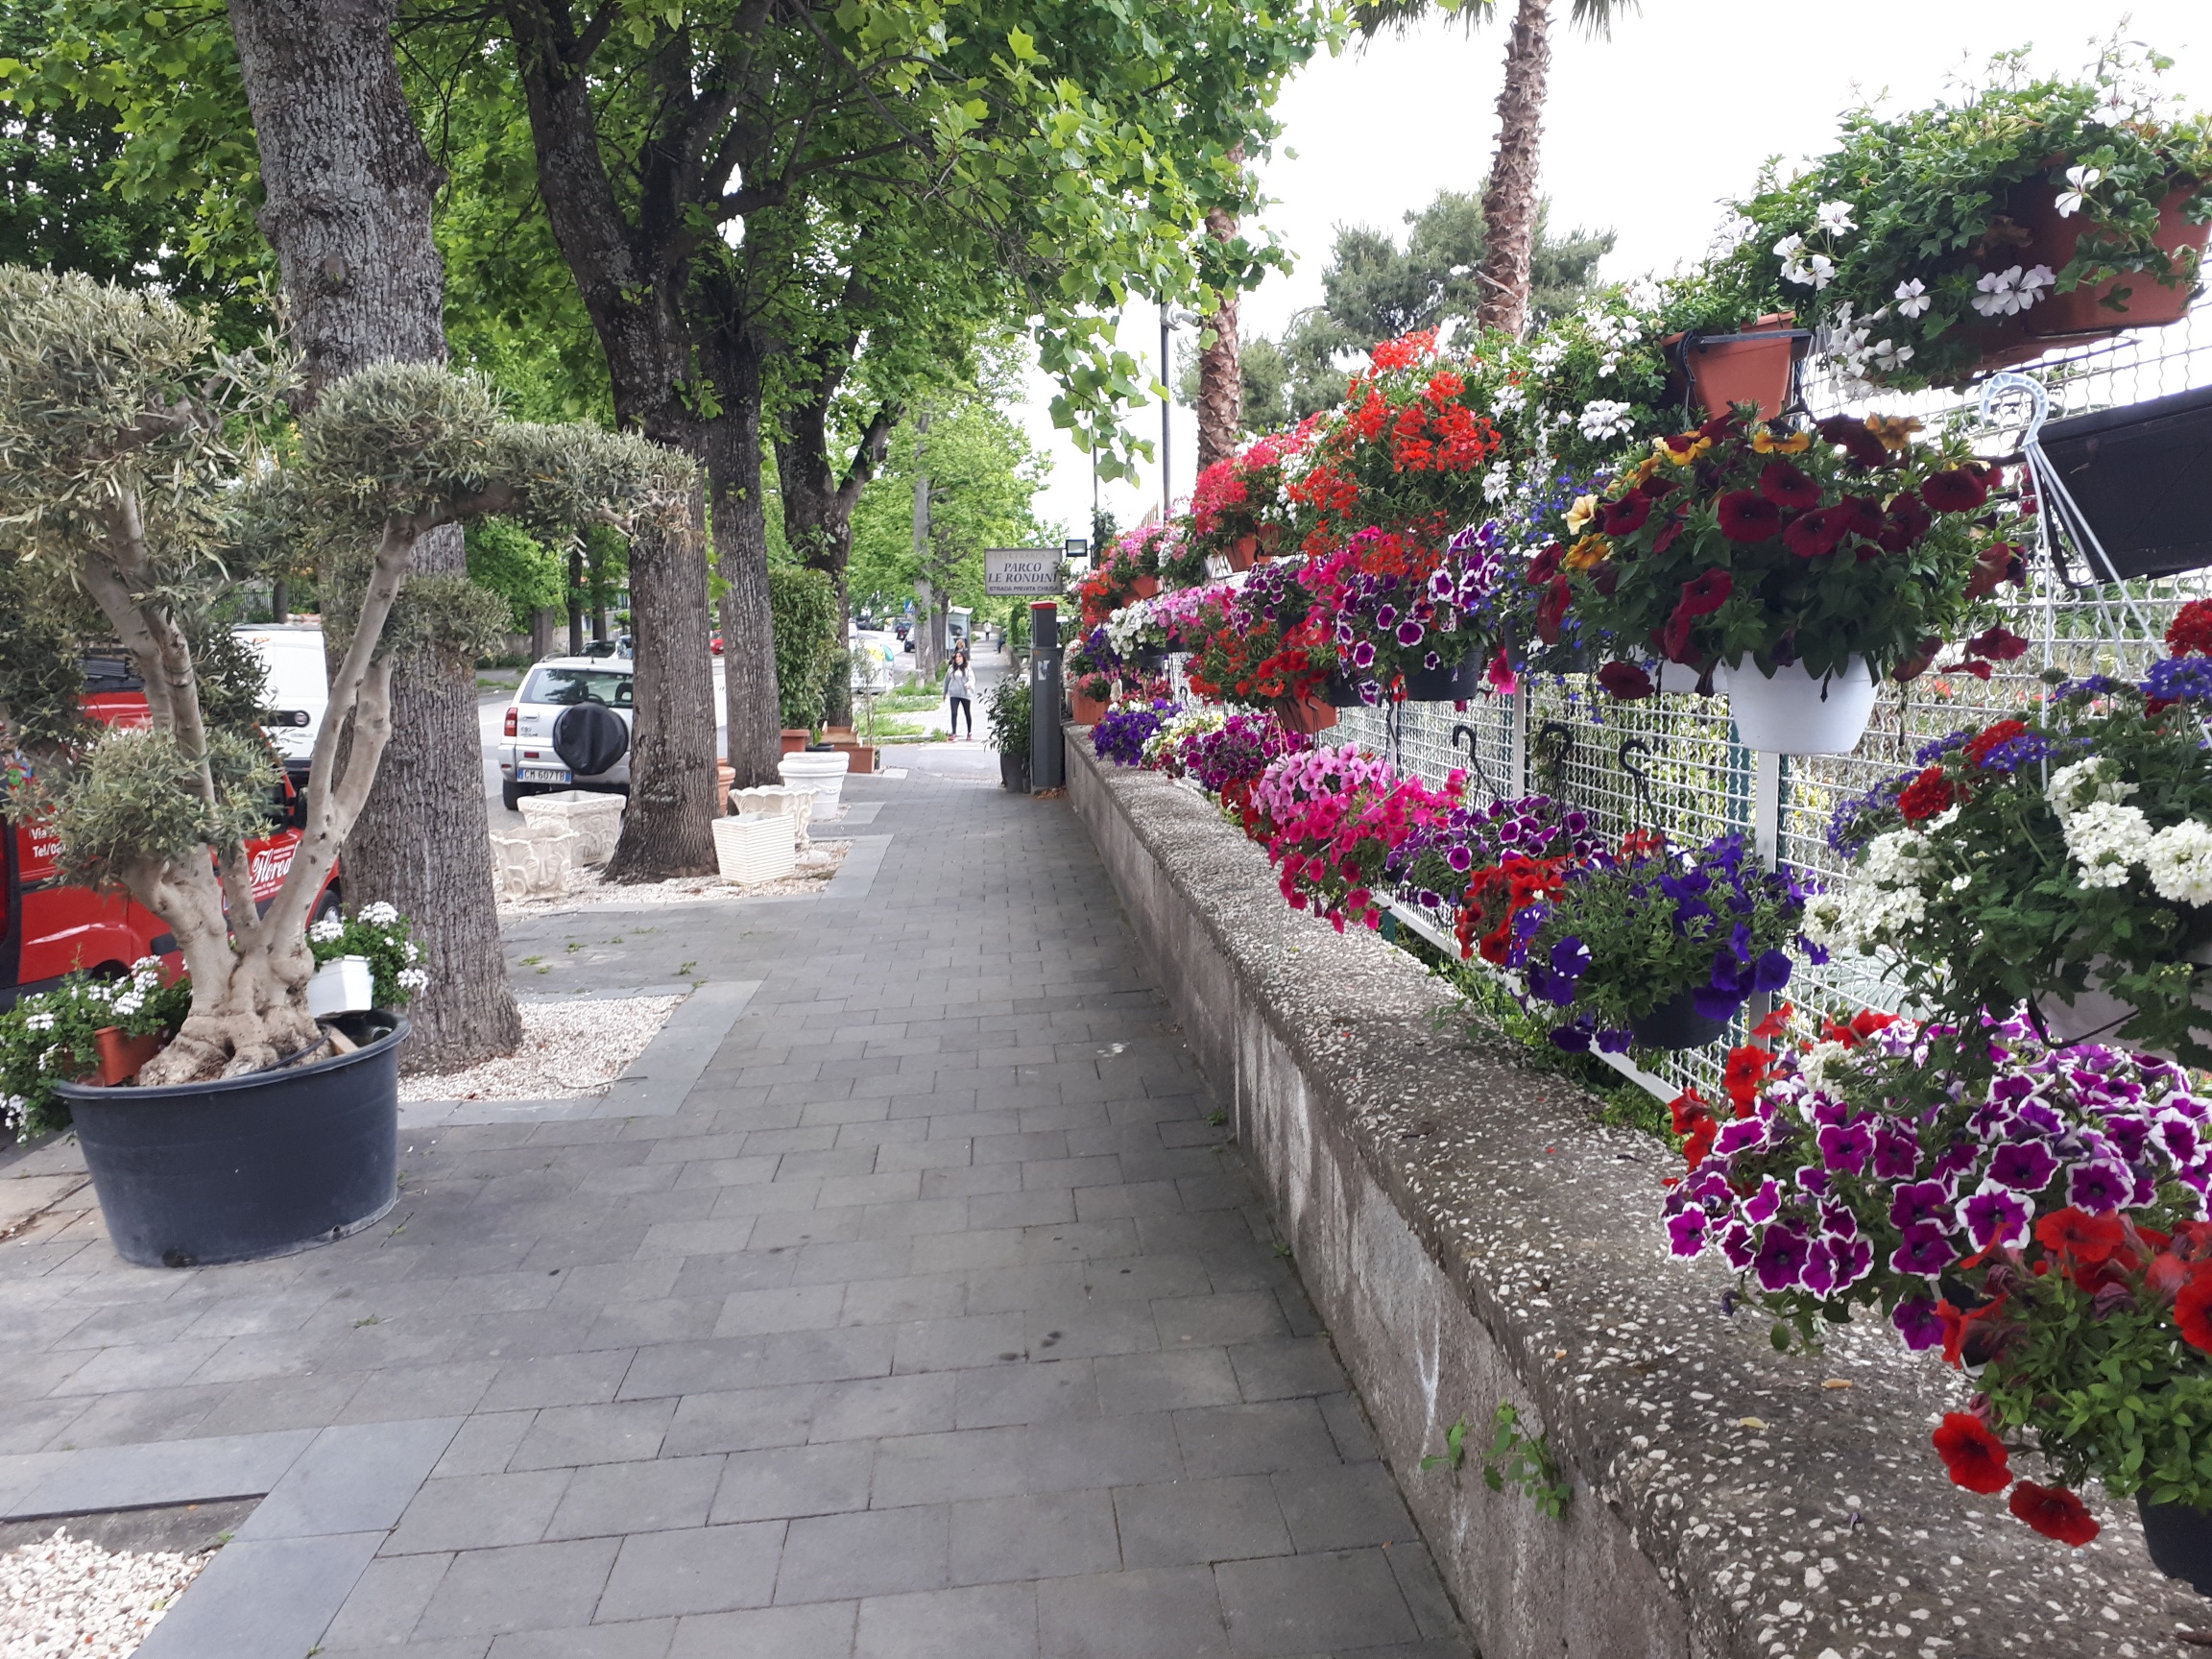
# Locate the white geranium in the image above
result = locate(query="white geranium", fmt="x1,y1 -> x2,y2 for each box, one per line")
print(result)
2055,164 -> 2103,218
1490,383 -> 1527,418
1893,277 -> 1932,319
1623,276 -> 1664,312
397,968 -> 430,993
1815,200 -> 1857,235
2064,801 -> 2155,888
1141,707 -> 1224,767
2146,821 -> 2212,906
1527,338 -> 1567,373
1576,399 -> 1634,442
358,901 -> 399,926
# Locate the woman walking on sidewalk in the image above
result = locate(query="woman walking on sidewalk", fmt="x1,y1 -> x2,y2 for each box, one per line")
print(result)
944,645 -> 975,740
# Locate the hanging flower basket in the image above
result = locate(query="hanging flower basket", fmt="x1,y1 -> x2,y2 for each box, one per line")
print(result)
1398,657 -> 1485,703
2020,180 -> 2211,339
2040,382 -> 2212,583
1662,314 -> 1806,421
1275,690 -> 1338,735
2139,1499 -> 2212,1598
1626,989 -> 1731,1051
1727,657 -> 1879,755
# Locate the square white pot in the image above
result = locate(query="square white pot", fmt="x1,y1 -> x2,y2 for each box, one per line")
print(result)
307,955 -> 375,1018
712,813 -> 797,884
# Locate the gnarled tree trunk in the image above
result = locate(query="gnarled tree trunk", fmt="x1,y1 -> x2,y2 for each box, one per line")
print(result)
1473,0 -> 1551,339
228,0 -> 521,1070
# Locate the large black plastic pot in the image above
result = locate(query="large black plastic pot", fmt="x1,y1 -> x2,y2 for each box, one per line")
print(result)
2138,1496 -> 2212,1596
2041,383 -> 2212,583
1323,671 -> 1367,708
1400,657 -> 1484,702
1627,990 -> 1731,1051
999,751 -> 1032,793
56,1011 -> 404,1268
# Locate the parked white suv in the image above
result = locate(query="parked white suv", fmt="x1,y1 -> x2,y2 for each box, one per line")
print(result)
236,624 -> 328,782
497,658 -> 637,810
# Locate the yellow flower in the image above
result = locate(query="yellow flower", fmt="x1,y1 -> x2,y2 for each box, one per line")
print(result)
1564,494 -> 1599,535
1865,415 -> 1923,452
1656,433 -> 1712,467
1565,534 -> 1611,571
1752,426 -> 1813,455
1628,454 -> 1663,487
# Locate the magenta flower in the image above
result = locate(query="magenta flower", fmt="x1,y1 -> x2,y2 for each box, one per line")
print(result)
1892,1295 -> 1946,1351
1666,1209 -> 1708,1257
1871,1124 -> 1920,1181
2067,1158 -> 2131,1214
1397,620 -> 1425,646
1754,1223 -> 1811,1291
1888,1179 -> 1951,1230
1957,1181 -> 2032,1251
1744,1175 -> 1782,1225
1986,1141 -> 2058,1192
1816,1120 -> 1874,1176
1889,1222 -> 1958,1277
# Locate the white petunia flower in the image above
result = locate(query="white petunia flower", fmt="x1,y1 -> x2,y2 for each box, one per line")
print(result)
2064,800 -> 2155,887
2146,821 -> 2212,906
1481,468 -> 1513,504
1893,277 -> 1932,319
1815,200 -> 1857,235
2056,164 -> 2103,218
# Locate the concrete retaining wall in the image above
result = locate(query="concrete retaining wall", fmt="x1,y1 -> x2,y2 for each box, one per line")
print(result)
1066,730 -> 2196,1659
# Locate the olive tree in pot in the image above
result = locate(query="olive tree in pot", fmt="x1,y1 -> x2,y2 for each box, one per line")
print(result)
0,270 -> 693,1266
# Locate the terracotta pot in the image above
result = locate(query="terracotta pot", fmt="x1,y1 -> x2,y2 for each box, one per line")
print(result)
715,762 -> 735,815
93,1026 -> 162,1087
1225,536 -> 1258,573
821,726 -> 857,744
779,728 -> 810,756
1070,692 -> 1109,727
1130,575 -> 1161,600
828,742 -> 878,775
1275,690 -> 1338,735
2019,179 -> 2210,339
1663,313 -> 1802,421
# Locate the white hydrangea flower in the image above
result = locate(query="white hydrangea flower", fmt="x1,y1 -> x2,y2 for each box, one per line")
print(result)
2146,820 -> 2212,906
309,915 -> 345,944
2065,801 -> 2154,888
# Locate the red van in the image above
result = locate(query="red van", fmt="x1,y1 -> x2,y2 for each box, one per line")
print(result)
0,661 -> 335,1007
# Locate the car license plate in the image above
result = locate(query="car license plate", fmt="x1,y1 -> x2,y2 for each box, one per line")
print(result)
520,766 -> 571,783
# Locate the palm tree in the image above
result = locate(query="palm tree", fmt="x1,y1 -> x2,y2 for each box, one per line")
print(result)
1196,144 -> 1248,475
1358,0 -> 1636,338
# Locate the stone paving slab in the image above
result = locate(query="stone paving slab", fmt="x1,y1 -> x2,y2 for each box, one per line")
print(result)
0,771 -> 1471,1658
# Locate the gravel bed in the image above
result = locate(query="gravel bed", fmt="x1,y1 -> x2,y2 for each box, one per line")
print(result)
499,839 -> 849,915
0,1529 -> 211,1659
397,995 -> 681,1102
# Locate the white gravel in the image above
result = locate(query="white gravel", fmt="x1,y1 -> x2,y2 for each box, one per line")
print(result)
397,996 -> 681,1102
499,840 -> 850,915
0,1529 -> 210,1659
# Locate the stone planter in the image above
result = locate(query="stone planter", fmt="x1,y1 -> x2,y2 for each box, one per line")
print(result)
1000,751 -> 1032,793
712,813 -> 796,885
517,788 -> 624,866
1726,656 -> 1877,756
490,819 -> 573,902
730,784 -> 816,852
716,762 -> 735,815
779,749 -> 850,818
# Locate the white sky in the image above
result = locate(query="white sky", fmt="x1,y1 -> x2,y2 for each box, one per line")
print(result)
1015,2 -> 2212,544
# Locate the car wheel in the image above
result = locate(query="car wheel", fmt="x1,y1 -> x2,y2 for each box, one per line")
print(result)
313,886 -> 343,924
501,781 -> 526,811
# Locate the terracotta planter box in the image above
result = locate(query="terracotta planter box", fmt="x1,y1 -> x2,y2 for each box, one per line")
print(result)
1663,313 -> 1803,421
93,1026 -> 161,1086
716,762 -> 735,815
1275,690 -> 1338,735
780,728 -> 811,756
829,741 -> 878,774
1130,574 -> 1161,600
2021,179 -> 2211,339
1070,692 -> 1109,726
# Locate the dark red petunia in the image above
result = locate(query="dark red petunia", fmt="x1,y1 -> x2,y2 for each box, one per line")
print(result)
1922,467 -> 1991,513
1758,459 -> 1821,510
1527,542 -> 1565,586
1933,1412 -> 2012,1494
2032,1206 -> 2127,1264
1897,767 -> 1955,823
1783,507 -> 1846,560
2008,1481 -> 2099,1547
1597,661 -> 1654,701
2175,1272 -> 2212,1353
1966,541 -> 2025,600
1716,490 -> 1780,542
1651,508 -> 1690,555
1599,493 -> 1652,536
1676,568 -> 1734,617
1660,607 -> 1696,663
1891,642 -> 1939,685
1697,410 -> 1743,443
2168,599 -> 2212,658
1817,415 -> 1888,468
1966,626 -> 2031,661
1535,574 -> 1572,645
1832,494 -> 1887,541
1880,489 -> 1933,554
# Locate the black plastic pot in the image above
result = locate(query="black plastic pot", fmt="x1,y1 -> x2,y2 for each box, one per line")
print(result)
999,751 -> 1032,794
56,1011 -> 404,1268
1400,657 -> 1484,702
2041,383 -> 2212,583
1129,645 -> 1168,672
2138,1496 -> 2212,1596
1627,990 -> 1731,1051
1324,671 -> 1367,708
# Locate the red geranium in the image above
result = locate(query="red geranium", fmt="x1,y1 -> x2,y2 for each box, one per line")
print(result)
1963,718 -> 2029,768
2174,1273 -> 2212,1353
2168,599 -> 2212,658
2008,1481 -> 2099,1547
1716,489 -> 1780,542
1896,767 -> 1955,823
1933,1412 -> 2012,1493
1722,1044 -> 1772,1112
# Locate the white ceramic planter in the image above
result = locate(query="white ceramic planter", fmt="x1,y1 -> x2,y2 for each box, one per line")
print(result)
306,955 -> 375,1018
517,788 -> 624,866
729,784 -> 817,852
489,820 -> 573,902
778,751 -> 850,818
1654,661 -> 1727,696
1726,657 -> 1877,755
713,813 -> 796,884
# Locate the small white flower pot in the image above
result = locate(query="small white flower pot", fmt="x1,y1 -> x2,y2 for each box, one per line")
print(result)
713,813 -> 796,885
778,751 -> 850,818
306,955 -> 375,1018
1654,661 -> 1727,696
1726,656 -> 1877,755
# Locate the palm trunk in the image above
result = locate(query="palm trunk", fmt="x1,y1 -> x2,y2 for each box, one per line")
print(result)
1473,0 -> 1552,339
1196,145 -> 1245,471
228,0 -> 520,1070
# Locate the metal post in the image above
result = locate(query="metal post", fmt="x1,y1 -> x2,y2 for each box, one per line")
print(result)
1029,602 -> 1064,790
1160,309 -> 1172,521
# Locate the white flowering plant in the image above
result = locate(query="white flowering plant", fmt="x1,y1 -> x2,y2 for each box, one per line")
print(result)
1698,48 -> 2212,389
0,961 -> 191,1136
1812,618 -> 2212,1066
308,901 -> 428,1012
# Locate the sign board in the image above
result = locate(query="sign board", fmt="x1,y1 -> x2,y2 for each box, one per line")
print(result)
984,548 -> 1064,596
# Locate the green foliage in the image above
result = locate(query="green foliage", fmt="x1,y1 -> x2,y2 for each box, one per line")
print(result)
0,958 -> 190,1136
50,726 -> 275,888
768,564 -> 841,730
1481,1403 -> 1571,1518
307,902 -> 423,1012
985,674 -> 1031,754
1420,1415 -> 1469,1473
466,520 -> 567,633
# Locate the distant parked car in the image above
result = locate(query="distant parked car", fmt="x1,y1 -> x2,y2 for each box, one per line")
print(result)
497,658 -> 637,811
581,635 -> 633,659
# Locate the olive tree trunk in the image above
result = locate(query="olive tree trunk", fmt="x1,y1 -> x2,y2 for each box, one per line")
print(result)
227,0 -> 520,1070
1473,0 -> 1552,339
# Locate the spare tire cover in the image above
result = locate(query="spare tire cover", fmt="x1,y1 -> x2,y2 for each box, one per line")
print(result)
552,703 -> 630,776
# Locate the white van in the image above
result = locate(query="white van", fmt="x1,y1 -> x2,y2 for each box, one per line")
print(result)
236,625 -> 328,779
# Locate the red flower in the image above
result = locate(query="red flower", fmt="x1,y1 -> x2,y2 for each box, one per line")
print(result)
1896,767 -> 1955,822
2032,1206 -> 2127,1264
2175,1272 -> 2212,1353
1650,508 -> 1690,555
1963,718 -> 2029,768
1817,415 -> 1888,468
1716,489 -> 1780,542
1965,626 -> 2031,662
1758,459 -> 1820,510
1933,1412 -> 2012,1493
1599,493 -> 1652,536
1723,1045 -> 1772,1111
2169,600 -> 2212,658
1598,661 -> 1655,701
1831,494 -> 1887,541
1676,568 -> 1734,616
1966,541 -> 2024,600
1892,638 -> 1941,685
1782,507 -> 1845,560
1536,575 -> 1572,645
2008,1481 -> 2100,1547
1527,542 -> 1566,586
1922,467 -> 1991,513
1880,489 -> 1933,553
1660,608 -> 1696,662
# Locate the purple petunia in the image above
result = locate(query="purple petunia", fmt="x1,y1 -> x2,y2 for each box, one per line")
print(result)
1986,1141 -> 2059,1192
2068,1157 -> 2132,1214
1892,1295 -> 1946,1351
1666,1209 -> 1708,1257
1871,1123 -> 1920,1181
1958,1181 -> 2032,1251
1753,1224 -> 1812,1292
1816,1120 -> 1874,1176
1889,1222 -> 1959,1277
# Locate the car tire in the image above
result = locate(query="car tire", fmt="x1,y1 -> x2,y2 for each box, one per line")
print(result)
501,781 -> 527,812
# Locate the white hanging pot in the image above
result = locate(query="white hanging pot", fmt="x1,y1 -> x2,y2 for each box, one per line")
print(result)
1654,661 -> 1728,696
306,955 -> 375,1018
2030,943 -> 2212,1062
1726,656 -> 1877,755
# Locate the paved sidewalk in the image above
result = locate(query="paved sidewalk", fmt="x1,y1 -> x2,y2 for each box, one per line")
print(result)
0,769 -> 1469,1659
